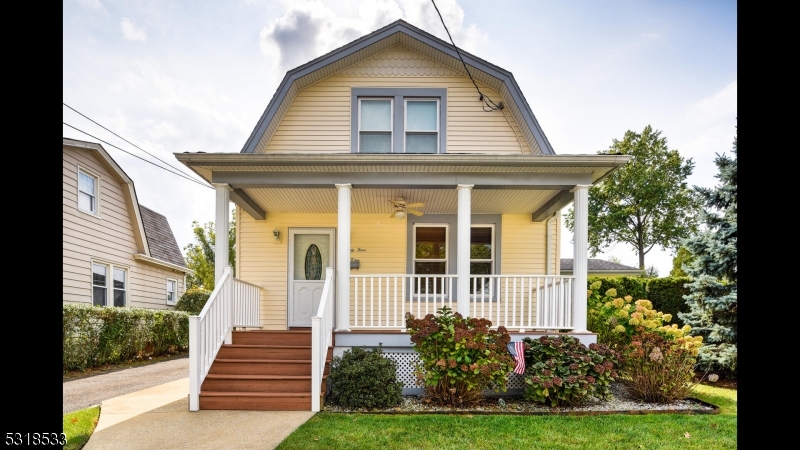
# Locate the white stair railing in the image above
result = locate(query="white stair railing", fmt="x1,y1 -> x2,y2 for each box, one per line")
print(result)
311,267 -> 335,412
189,266 -> 261,411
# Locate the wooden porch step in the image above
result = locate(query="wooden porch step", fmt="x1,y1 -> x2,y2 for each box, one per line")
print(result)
202,374 -> 324,393
208,359 -> 330,376
216,344 -> 310,360
198,392 -> 316,411
232,330 -> 312,346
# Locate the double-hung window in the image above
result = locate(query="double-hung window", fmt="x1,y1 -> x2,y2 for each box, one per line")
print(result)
352,88 -> 446,154
469,226 -> 494,295
413,225 -> 448,294
78,169 -> 98,215
166,279 -> 177,305
92,262 -> 126,307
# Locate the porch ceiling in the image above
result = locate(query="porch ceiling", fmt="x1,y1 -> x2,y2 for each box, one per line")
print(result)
240,187 -> 561,215
174,153 -> 631,220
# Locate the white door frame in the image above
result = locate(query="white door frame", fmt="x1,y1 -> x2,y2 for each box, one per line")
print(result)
287,228 -> 336,328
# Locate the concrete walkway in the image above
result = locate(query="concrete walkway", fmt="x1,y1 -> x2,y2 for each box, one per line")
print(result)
82,377 -> 315,450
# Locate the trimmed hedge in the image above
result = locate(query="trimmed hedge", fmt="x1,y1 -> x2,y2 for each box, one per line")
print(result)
63,304 -> 189,372
584,276 -> 690,327
175,287 -> 211,315
645,277 -> 691,327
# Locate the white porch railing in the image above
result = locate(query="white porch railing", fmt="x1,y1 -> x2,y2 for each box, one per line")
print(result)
311,267 -> 335,412
351,274 -> 457,328
349,274 -> 574,332
189,266 -> 261,411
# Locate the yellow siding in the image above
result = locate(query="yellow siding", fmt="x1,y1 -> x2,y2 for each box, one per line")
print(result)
238,212 -> 407,329
62,146 -> 186,309
263,44 -> 531,155
501,214 -> 548,275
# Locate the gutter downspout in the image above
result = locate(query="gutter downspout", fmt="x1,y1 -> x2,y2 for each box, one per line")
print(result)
545,212 -> 558,275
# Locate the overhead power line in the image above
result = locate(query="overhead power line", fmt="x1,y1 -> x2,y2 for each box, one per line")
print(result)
430,0 -> 504,112
63,122 -> 212,189
63,102 -> 201,180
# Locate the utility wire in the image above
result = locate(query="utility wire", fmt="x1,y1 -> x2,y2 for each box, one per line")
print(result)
63,102 -> 201,180
430,0 -> 504,112
63,122 -> 212,189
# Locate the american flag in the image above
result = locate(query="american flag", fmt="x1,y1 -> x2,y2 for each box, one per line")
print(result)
508,341 -> 526,375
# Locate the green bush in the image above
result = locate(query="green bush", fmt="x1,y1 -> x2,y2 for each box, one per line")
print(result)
522,335 -> 620,407
329,345 -> 403,409
587,276 -> 647,301
175,287 -> 211,315
645,277 -> 691,327
63,304 -> 189,372
406,306 -> 514,407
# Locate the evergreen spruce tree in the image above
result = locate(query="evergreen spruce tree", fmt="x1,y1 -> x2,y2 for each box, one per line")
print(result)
679,129 -> 737,374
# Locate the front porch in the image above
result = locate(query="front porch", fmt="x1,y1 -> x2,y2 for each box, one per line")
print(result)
176,153 -> 629,411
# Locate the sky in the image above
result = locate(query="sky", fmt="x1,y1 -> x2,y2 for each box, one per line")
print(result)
63,0 -> 737,277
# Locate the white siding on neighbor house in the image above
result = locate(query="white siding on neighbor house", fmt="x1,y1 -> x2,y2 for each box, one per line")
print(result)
262,45 -> 531,155
62,146 -> 185,309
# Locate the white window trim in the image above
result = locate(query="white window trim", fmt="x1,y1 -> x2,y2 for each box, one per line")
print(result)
166,278 -> 178,306
76,165 -> 101,217
403,98 -> 440,154
412,223 -> 450,274
357,97 -> 393,153
91,259 -> 128,307
469,224 -> 495,298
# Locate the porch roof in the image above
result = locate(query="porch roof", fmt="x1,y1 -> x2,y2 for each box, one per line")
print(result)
175,153 -> 630,220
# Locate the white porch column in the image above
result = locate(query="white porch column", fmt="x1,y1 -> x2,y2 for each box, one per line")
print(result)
335,183 -> 352,331
214,183 -> 230,285
456,184 -> 473,317
572,185 -> 591,332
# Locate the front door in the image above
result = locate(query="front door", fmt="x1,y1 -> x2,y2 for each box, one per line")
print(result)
288,228 -> 335,327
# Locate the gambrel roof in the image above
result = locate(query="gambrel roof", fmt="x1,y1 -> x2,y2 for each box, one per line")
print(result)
241,19 -> 555,155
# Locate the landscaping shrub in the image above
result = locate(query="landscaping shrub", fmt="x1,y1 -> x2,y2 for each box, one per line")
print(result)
587,276 -> 647,303
645,277 -> 691,327
406,306 -> 514,407
63,304 -> 189,371
175,287 -> 211,315
521,335 -> 619,407
587,281 -> 676,352
621,329 -> 702,403
329,345 -> 403,409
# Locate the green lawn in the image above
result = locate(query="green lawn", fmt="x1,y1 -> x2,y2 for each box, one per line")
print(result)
276,386 -> 737,450
63,406 -> 100,450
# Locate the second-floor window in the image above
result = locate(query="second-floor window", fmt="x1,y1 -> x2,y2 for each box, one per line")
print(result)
78,169 -> 98,215
352,88 -> 446,154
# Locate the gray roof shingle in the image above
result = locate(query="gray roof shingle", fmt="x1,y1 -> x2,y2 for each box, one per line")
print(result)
560,258 -> 641,272
139,205 -> 187,268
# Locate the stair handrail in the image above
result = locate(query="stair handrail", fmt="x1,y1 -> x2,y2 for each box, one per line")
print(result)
311,267 -> 335,412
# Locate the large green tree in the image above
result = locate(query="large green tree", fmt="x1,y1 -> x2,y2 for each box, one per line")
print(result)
679,130 -> 737,374
669,246 -> 696,278
184,209 -> 236,291
566,125 -> 699,269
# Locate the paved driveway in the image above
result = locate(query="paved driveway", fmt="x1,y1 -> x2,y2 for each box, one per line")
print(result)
63,356 -> 189,414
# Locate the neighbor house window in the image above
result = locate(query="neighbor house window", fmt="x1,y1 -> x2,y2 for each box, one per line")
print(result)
352,88 -> 446,153
92,262 -> 126,307
470,226 -> 494,294
358,98 -> 393,153
166,279 -> 177,305
78,169 -> 98,215
404,99 -> 439,153
413,225 -> 448,294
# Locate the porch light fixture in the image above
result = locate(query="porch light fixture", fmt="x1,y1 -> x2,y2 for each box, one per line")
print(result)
394,210 -> 406,219
273,228 -> 280,242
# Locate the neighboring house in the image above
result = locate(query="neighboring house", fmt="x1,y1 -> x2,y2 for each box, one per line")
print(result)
175,20 -> 631,411
63,137 -> 192,309
561,258 -> 643,277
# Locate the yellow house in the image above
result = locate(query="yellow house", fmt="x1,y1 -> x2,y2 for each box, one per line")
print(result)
176,20 -> 630,411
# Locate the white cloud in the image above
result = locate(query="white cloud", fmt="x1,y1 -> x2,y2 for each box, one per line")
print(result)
121,18 -> 147,41
76,0 -> 104,10
640,32 -> 663,41
685,80 -> 737,125
258,0 -> 487,79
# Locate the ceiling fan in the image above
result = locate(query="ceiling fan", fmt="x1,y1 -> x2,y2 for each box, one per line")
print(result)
389,197 -> 424,219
